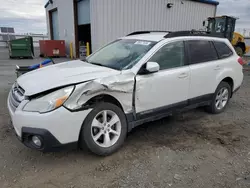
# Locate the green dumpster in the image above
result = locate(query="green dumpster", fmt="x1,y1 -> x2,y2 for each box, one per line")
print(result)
9,37 -> 34,59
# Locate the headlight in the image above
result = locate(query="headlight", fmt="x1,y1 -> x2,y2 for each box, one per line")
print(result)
23,86 -> 74,113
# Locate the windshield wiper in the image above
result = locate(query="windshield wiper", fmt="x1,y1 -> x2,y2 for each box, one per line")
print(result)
89,62 -> 119,70
81,57 -> 89,63
91,62 -> 105,67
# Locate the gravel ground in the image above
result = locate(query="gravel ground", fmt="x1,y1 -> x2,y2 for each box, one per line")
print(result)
1,48 -> 250,187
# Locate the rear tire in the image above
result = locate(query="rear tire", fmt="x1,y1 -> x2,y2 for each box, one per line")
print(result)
80,102 -> 127,156
206,82 -> 231,114
235,46 -> 244,57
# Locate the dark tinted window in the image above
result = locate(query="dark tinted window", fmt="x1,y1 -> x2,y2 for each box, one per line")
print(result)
187,40 -> 218,64
149,41 -> 184,70
213,41 -> 233,59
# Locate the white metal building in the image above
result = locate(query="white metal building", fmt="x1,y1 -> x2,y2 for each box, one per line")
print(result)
45,0 -> 219,58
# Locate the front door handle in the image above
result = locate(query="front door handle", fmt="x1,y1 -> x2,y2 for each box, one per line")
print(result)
214,65 -> 221,70
178,73 -> 188,78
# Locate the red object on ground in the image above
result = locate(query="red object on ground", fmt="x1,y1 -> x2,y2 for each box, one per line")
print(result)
39,40 -> 66,57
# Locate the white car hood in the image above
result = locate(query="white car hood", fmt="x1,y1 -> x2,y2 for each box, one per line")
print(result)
17,60 -> 120,96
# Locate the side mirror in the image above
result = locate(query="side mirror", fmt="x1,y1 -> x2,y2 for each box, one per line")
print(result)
203,21 -> 205,27
146,62 -> 160,73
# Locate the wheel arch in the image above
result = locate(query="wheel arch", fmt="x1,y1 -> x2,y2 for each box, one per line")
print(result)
219,77 -> 234,97
83,94 -> 125,111
77,94 -> 128,147
77,94 -> 125,138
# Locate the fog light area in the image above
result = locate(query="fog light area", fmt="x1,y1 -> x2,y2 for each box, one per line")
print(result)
32,136 -> 42,147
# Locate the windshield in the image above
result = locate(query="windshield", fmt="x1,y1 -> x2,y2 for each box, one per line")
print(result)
86,39 -> 156,70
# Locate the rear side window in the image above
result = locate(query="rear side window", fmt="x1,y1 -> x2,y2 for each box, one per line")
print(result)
187,40 -> 218,64
213,41 -> 233,59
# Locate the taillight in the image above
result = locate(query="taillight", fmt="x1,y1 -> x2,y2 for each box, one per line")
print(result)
238,57 -> 245,65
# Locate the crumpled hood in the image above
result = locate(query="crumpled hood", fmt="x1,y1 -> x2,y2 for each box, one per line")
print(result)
17,60 -> 120,96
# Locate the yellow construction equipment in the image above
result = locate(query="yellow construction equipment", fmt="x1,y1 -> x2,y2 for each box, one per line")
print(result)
70,42 -> 74,59
204,16 -> 250,56
86,42 -> 90,56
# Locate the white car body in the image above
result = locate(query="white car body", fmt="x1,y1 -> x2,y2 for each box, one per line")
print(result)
7,32 -> 243,152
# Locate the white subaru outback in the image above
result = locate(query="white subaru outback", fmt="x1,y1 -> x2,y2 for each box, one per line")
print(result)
8,31 -> 244,155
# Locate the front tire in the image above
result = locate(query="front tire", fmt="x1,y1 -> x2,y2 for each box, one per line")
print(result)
207,82 -> 231,114
80,102 -> 127,156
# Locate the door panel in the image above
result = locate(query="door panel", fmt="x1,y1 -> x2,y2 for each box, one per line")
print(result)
77,0 -> 90,25
188,62 -> 218,99
135,66 -> 190,114
186,40 -> 219,99
135,40 -> 190,117
51,10 -> 59,40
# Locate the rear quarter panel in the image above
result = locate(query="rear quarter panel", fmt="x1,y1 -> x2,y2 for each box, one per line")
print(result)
215,55 -> 243,92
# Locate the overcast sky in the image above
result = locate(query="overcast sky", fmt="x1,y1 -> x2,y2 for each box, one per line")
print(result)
0,0 -> 47,34
217,0 -> 250,32
0,0 -> 249,34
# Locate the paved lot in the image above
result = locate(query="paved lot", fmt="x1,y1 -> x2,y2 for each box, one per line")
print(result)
1,48 -> 250,187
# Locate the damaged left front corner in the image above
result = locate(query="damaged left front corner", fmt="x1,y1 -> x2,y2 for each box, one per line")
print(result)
64,73 -> 135,113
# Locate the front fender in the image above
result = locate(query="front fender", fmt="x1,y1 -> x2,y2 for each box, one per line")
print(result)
64,72 -> 135,113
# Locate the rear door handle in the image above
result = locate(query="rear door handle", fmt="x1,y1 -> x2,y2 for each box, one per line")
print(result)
214,65 -> 221,70
178,72 -> 188,78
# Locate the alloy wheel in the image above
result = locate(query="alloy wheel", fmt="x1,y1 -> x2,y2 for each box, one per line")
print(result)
215,87 -> 229,110
91,110 -> 121,148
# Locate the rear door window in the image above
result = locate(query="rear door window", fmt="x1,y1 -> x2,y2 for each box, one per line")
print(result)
187,40 -> 218,64
213,41 -> 233,59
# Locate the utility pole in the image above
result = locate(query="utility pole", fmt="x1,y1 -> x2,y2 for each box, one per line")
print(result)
243,29 -> 246,37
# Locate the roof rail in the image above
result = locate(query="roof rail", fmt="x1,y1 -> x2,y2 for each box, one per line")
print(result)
127,31 -> 171,36
164,30 -> 224,38
127,30 -> 225,38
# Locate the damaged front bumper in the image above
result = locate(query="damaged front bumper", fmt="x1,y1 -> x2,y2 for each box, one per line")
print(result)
20,127 -> 78,152
7,93 -> 92,151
